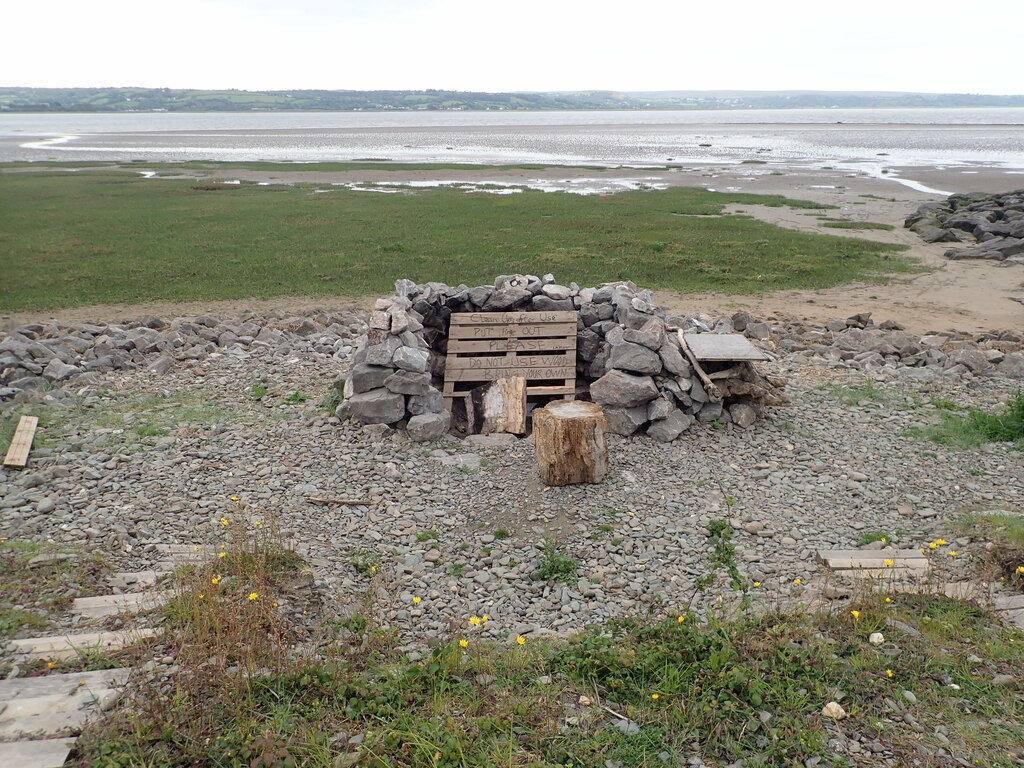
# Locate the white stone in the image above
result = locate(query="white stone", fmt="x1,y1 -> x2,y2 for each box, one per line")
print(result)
821,701 -> 847,720
869,632 -> 885,645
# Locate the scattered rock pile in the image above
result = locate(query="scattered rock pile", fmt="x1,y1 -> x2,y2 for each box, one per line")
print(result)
767,314 -> 1024,381
337,276 -> 787,441
0,311 -> 366,402
905,189 -> 1024,262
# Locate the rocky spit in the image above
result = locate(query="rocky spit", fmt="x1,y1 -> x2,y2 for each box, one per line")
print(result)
905,188 -> 1024,262
2,300 -> 1023,650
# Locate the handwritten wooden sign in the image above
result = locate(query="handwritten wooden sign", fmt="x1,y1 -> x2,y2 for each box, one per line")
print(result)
443,311 -> 578,405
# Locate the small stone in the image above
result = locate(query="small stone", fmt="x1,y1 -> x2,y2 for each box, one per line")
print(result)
869,632 -> 885,645
991,674 -> 1015,687
901,690 -> 917,704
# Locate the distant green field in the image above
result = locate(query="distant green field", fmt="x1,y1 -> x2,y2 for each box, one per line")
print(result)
0,167 -> 915,311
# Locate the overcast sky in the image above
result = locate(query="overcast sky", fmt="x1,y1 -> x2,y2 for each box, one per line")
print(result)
5,0 -> 1023,94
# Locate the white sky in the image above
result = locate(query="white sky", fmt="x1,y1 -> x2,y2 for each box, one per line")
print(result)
5,0 -> 1023,94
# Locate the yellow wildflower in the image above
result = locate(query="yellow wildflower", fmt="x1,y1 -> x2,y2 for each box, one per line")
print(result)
850,610 -> 861,621
217,552 -> 227,558
46,661 -> 56,669
229,495 -> 239,502
459,639 -> 469,648
677,615 -> 685,623
412,596 -> 422,604
1016,566 -> 1024,575
211,576 -> 221,585
254,521 -> 264,527
516,635 -> 526,645
928,542 -> 938,549
880,538 -> 887,543
753,581 -> 761,587
220,518 -> 229,526
886,669 -> 894,678
885,597 -> 892,603
482,615 -> 490,623
794,578 -> 802,585
948,551 -> 958,557
469,616 -> 481,626
199,594 -> 205,599
884,559 -> 894,567
935,539 -> 947,546
651,693 -> 660,700
193,546 -> 202,552
370,566 -> 377,574
248,592 -> 258,601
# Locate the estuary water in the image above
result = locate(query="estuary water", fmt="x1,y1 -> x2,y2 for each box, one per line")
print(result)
1,108 -> 1023,171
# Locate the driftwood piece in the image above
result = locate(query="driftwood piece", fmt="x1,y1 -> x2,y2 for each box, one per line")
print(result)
713,362 -> 790,406
677,331 -> 722,402
533,401 -> 608,486
467,377 -> 527,435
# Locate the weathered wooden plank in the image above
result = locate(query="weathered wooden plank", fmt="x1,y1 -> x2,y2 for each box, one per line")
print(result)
449,311 -> 577,326
448,337 -> 576,353
445,366 -> 576,383
446,352 -> 575,370
3,415 -> 39,468
682,333 -> 768,362
448,321 -> 577,340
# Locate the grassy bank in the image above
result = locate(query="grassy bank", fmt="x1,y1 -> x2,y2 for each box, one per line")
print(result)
0,166 -> 914,312
64,521 -> 1024,768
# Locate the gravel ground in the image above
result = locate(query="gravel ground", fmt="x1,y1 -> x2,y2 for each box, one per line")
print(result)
2,310 -> 1021,649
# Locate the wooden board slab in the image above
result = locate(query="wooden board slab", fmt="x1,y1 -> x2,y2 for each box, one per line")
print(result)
817,549 -> 928,570
3,415 -> 39,468
450,311 -> 577,326
682,333 -> 767,362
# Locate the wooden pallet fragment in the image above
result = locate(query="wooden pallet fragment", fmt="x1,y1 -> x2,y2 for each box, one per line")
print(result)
4,415 -> 39,468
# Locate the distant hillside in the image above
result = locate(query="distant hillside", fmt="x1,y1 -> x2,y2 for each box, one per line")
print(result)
2,87 -> 1023,113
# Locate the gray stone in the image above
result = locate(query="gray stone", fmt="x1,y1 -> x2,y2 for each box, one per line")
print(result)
945,348 -> 990,373
647,409 -> 693,442
467,286 -> 494,306
407,412 -> 451,441
408,389 -> 445,415
482,287 -> 532,311
148,356 -> 173,376
41,359 -> 79,382
647,394 -> 674,421
384,370 -> 432,395
697,402 -> 724,423
658,342 -> 691,377
531,295 -> 574,312
541,284 -> 572,300
576,329 -> 602,362
392,346 -> 429,373
347,363 -> 392,394
590,370 -> 659,407
729,403 -> 758,428
608,341 -> 662,375
365,335 -> 403,366
622,318 -> 666,350
603,406 -> 648,436
580,302 -> 615,326
343,388 -> 406,424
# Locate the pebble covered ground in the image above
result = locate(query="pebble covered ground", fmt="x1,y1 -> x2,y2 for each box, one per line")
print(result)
1,308 -> 1021,651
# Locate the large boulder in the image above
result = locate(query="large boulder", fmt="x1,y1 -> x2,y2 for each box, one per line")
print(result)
349,363 -> 393,394
407,412 -> 451,441
384,370 -> 433,395
341,388 -> 406,424
590,370 -> 659,408
607,341 -> 662,375
647,409 -> 694,442
603,405 -> 648,436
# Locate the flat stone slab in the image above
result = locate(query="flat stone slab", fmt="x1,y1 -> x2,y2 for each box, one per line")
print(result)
682,332 -> 768,362
1,687 -> 118,720
0,669 -> 129,700
109,570 -> 166,590
4,629 -> 157,661
73,590 -> 172,619
0,709 -> 94,740
0,739 -> 76,768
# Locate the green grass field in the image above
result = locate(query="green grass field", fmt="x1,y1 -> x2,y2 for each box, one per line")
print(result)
0,166 -> 915,311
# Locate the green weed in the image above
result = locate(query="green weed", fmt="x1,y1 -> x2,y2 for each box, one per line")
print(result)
538,540 -> 578,584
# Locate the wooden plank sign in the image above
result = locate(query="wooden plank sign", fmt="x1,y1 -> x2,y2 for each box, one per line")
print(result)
443,311 -> 578,404
682,332 -> 768,362
3,416 -> 38,468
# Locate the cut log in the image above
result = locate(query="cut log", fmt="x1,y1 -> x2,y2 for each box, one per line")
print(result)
533,401 -> 608,486
467,377 -> 527,435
